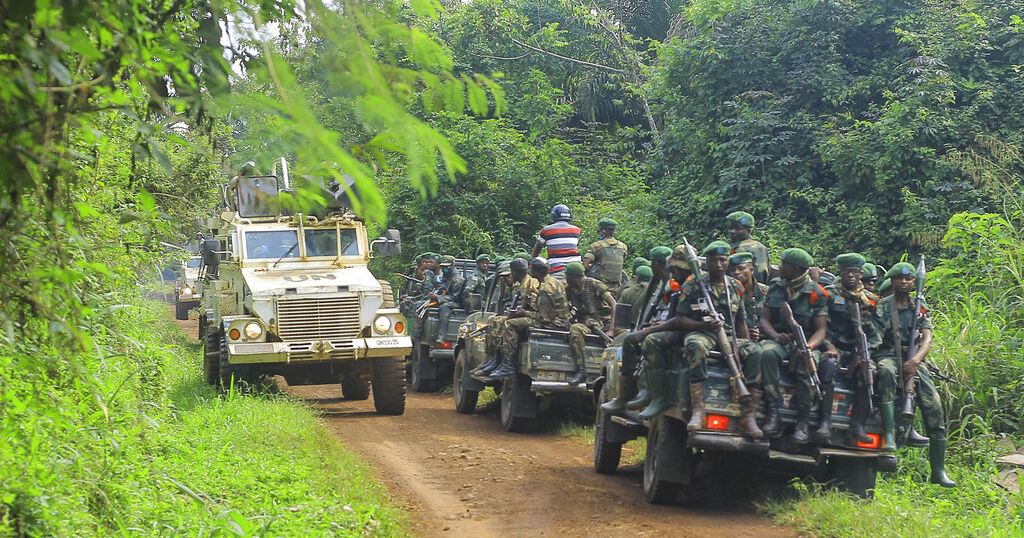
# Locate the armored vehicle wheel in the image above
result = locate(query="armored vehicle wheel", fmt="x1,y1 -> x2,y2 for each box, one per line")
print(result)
175,299 -> 190,320
410,345 -> 437,393
202,328 -> 220,386
341,375 -> 370,401
218,336 -> 255,390
500,374 -> 531,433
643,416 -> 685,504
830,457 -> 878,499
453,349 -> 478,414
371,356 -> 407,415
594,384 -> 623,474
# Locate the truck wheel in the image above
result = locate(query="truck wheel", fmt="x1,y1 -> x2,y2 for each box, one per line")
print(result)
594,384 -> 623,474
175,300 -> 189,320
218,335 -> 255,391
410,345 -> 436,393
500,374 -> 530,433
453,349 -> 479,414
378,280 -> 396,308
643,415 -> 685,504
202,327 -> 220,386
831,457 -> 878,499
341,375 -> 370,401
371,356 -> 407,415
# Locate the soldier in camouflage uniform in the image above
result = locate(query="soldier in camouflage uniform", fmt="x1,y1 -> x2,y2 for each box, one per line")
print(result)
565,262 -> 617,386
674,241 -> 762,438
489,258 -> 570,380
618,265 -> 652,328
583,218 -> 629,295
462,254 -> 491,311
727,211 -> 770,284
822,253 -> 887,446
861,262 -> 879,292
749,248 -> 829,442
730,252 -> 767,342
873,262 -> 956,487
472,259 -> 528,379
429,255 -> 466,344
401,253 -> 438,337
600,246 -> 673,414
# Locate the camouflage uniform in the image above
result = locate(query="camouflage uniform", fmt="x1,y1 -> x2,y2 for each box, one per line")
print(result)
583,237 -> 628,295
873,296 -> 942,432
621,277 -> 676,378
400,268 -> 436,335
732,238 -> 771,284
823,283 -> 883,389
740,280 -> 769,332
675,275 -> 755,383
618,278 -> 649,327
568,276 -> 612,373
486,274 -> 535,358
500,275 -> 570,358
462,267 -> 488,311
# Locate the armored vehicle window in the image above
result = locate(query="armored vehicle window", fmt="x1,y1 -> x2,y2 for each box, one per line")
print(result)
304,229 -> 359,257
245,230 -> 300,259
235,176 -> 281,217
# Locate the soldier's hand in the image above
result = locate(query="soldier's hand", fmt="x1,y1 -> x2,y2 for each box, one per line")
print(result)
824,346 -> 839,360
707,318 -> 725,331
902,359 -> 920,378
748,326 -> 761,342
774,332 -> 794,345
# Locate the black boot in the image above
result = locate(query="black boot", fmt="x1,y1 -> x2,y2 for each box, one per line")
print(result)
792,410 -> 811,444
626,387 -> 650,410
928,434 -> 957,487
847,391 -> 872,444
761,393 -> 782,438
600,373 -> 637,414
686,383 -> 707,432
471,354 -> 499,376
568,369 -> 587,386
487,353 -> 516,380
907,426 -> 930,447
815,384 -> 834,441
435,305 -> 451,344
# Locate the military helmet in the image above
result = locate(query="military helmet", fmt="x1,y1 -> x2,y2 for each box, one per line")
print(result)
550,204 -> 572,222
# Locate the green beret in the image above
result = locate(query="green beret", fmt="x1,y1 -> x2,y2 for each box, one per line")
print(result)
780,248 -> 814,268
649,246 -> 672,263
726,211 -> 755,229
424,252 -> 440,261
476,254 -> 491,263
440,255 -> 455,266
635,265 -> 653,282
565,262 -> 586,276
834,253 -> 866,270
513,251 -> 531,261
886,262 -> 916,280
861,263 -> 877,280
598,217 -> 618,229
631,257 -> 651,271
729,252 -> 755,266
878,278 -> 892,293
702,240 -> 731,257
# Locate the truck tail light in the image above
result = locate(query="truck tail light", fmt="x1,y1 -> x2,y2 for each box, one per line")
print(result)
856,433 -> 881,450
706,414 -> 730,431
395,321 -> 405,334
433,340 -> 452,349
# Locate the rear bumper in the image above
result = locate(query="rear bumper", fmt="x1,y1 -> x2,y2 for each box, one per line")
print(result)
689,431 -> 770,454
228,336 -> 412,364
528,380 -> 590,394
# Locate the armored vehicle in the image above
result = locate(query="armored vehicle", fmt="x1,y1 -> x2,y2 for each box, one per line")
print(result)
198,160 -> 411,415
174,255 -> 203,320
452,276 -> 607,432
593,304 -> 894,502
407,258 -> 493,392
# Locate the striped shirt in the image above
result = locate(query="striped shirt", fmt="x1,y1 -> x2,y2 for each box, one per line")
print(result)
537,221 -> 581,272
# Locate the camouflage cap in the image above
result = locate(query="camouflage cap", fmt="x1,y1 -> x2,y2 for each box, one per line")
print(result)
834,253 -> 866,270
496,261 -> 512,276
439,255 -> 455,266
726,211 -> 755,229
476,254 -> 491,263
510,258 -> 529,273
631,257 -> 651,271
669,244 -> 694,269
885,262 -> 916,281
565,262 -> 586,276
702,240 -> 731,257
780,248 -> 813,268
729,252 -> 755,266
598,217 -> 618,229
635,265 -> 653,282
649,246 -> 672,263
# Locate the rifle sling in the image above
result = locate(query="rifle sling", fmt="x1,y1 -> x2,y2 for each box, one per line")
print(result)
890,304 -> 903,363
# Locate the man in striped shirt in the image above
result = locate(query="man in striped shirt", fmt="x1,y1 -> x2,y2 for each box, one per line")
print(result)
531,204 -> 581,276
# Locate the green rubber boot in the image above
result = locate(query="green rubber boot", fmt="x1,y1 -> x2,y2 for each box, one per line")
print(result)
928,434 -> 957,487
639,365 -> 670,420
880,402 -> 896,453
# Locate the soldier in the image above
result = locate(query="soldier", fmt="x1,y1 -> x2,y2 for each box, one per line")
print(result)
821,253 -> 888,445
402,254 -> 438,337
751,248 -> 829,442
425,255 -> 465,343
462,254 -> 491,311
674,241 -> 762,438
600,246 -> 673,414
727,211 -> 770,284
618,265 -> 652,327
582,218 -> 628,295
730,252 -> 767,342
874,262 -> 955,487
532,204 -> 581,277
489,258 -> 571,380
471,259 -> 529,379
565,262 -> 617,386
862,262 -> 879,292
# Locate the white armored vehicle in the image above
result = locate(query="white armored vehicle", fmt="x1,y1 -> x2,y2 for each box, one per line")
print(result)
198,160 -> 411,414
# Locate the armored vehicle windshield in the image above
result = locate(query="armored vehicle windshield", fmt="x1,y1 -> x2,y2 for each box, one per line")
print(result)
243,227 -> 361,260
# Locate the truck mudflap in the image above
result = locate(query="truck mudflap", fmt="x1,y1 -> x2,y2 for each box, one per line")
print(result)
688,431 -> 770,455
228,336 -> 412,363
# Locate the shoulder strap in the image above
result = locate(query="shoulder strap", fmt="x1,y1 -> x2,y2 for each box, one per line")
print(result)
889,303 -> 903,361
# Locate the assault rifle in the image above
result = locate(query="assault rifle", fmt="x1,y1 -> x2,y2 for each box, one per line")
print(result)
848,298 -> 874,414
682,238 -> 749,399
900,256 -> 927,419
780,301 -> 823,400
396,272 -> 424,284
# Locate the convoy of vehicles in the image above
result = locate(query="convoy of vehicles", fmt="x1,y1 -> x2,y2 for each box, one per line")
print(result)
174,255 -> 203,320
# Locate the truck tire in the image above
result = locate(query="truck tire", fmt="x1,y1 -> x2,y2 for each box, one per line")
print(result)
831,457 -> 878,499
453,349 -> 479,414
218,335 -> 255,391
378,280 -> 396,308
410,345 -> 437,393
202,327 -> 220,386
500,374 -> 530,433
371,356 -> 407,415
341,375 -> 370,401
643,415 -> 685,504
175,299 -> 189,320
594,384 -> 623,474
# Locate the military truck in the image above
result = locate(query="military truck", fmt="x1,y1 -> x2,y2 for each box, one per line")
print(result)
452,277 -> 607,432
593,316 -> 895,501
197,160 -> 412,415
174,255 -> 203,320
407,258 -> 492,392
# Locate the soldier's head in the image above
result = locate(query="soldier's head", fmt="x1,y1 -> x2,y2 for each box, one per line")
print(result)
726,211 -> 755,243
834,253 -> 866,290
497,261 -> 513,285
550,204 -> 572,223
702,241 -> 731,278
635,265 -> 653,284
476,254 -> 491,272
631,257 -> 650,275
729,252 -> 755,284
779,248 -> 813,280
668,245 -> 694,282
510,258 -> 529,281
885,262 -> 917,295
424,252 -> 440,270
597,217 -> 618,239
565,262 -> 585,288
439,255 -> 455,275
861,262 -> 878,291
529,257 -> 550,279
649,246 -> 672,280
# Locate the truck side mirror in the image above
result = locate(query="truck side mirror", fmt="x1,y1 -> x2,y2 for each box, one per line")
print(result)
201,239 -> 221,278
373,229 -> 402,257
614,303 -> 633,331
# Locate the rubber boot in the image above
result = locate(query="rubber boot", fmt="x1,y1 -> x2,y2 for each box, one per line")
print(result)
815,384 -> 834,441
567,368 -> 587,386
761,393 -> 782,438
600,374 -> 636,414
847,391 -> 872,444
487,353 -> 516,381
472,353 -> 499,376
792,410 -> 811,444
738,388 -> 764,440
434,305 -> 451,344
686,382 -> 707,432
638,365 -> 670,420
626,387 -> 650,410
880,402 -> 896,453
928,435 -> 957,487
907,426 -> 930,447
